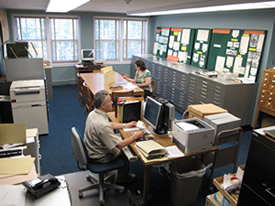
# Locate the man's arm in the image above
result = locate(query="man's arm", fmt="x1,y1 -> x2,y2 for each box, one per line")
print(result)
117,131 -> 144,149
110,121 -> 137,130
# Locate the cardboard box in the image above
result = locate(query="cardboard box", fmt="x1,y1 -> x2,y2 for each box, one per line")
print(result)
188,104 -> 227,120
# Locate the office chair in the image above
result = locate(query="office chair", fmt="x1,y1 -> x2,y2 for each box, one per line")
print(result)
83,82 -> 94,114
71,127 -> 125,205
151,79 -> 156,96
77,74 -> 86,106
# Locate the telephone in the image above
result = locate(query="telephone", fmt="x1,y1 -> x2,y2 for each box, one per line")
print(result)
23,174 -> 61,198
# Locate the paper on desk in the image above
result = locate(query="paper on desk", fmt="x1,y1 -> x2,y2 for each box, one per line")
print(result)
0,163 -> 38,185
176,122 -> 199,131
166,145 -> 184,158
0,124 -> 26,145
26,128 -> 38,138
123,82 -> 137,90
0,185 -> 26,206
135,146 -> 168,163
0,156 -> 35,175
123,127 -> 139,132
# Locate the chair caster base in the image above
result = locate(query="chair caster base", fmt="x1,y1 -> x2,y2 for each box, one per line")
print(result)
79,191 -> 83,198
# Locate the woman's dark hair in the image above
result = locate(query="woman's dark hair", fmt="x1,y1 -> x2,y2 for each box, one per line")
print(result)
135,59 -> 146,71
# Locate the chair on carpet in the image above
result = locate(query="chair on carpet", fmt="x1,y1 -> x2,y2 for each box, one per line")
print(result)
77,74 -> 86,106
83,82 -> 94,114
71,127 -> 125,205
151,79 -> 156,96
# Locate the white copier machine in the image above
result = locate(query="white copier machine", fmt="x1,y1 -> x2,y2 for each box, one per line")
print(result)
172,118 -> 215,153
10,79 -> 49,135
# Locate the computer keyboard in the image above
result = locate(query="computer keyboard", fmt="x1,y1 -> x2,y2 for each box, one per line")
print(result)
136,136 -> 154,142
122,146 -> 138,162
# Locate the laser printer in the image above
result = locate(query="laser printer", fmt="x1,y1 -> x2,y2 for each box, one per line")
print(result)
172,118 -> 215,153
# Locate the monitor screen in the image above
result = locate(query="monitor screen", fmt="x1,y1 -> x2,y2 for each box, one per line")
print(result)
143,96 -> 162,131
81,49 -> 94,61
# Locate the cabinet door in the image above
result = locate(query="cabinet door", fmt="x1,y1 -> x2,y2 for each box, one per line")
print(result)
239,133 -> 275,205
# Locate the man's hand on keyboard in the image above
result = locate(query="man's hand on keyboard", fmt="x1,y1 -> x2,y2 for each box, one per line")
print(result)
125,121 -> 137,128
133,131 -> 144,140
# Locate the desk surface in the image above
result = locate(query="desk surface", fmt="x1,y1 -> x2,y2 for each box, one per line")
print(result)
80,72 -> 144,97
108,111 -> 218,166
108,111 -> 218,205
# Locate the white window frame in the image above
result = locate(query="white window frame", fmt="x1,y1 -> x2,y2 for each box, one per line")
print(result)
12,14 -> 81,67
94,16 -> 148,64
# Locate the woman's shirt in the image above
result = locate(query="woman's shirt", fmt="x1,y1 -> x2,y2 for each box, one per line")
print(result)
135,69 -> 152,92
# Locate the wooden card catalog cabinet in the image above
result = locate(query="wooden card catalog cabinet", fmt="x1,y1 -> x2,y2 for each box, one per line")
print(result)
254,69 -> 275,128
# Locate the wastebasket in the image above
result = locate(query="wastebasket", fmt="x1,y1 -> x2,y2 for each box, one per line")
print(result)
169,157 -> 212,206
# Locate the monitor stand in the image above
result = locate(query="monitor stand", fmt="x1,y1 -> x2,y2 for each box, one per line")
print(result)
147,125 -> 168,137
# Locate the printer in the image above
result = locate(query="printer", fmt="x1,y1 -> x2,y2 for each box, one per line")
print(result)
172,118 -> 215,153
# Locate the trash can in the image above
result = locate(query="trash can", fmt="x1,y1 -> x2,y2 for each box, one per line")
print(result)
169,157 -> 212,206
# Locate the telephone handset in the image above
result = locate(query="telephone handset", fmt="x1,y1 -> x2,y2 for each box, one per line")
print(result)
23,174 -> 61,198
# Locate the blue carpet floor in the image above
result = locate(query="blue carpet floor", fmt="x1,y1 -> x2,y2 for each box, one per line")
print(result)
40,85 -> 252,205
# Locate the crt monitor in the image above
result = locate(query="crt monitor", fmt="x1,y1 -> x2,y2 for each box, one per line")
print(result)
143,96 -> 175,136
81,49 -> 94,62
143,96 -> 162,135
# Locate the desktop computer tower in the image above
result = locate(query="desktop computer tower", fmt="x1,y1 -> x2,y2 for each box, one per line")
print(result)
163,102 -> 175,131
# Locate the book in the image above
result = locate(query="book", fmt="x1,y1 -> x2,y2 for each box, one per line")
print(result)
136,140 -> 167,160
109,85 -> 123,90
117,100 -> 141,123
264,129 -> 275,140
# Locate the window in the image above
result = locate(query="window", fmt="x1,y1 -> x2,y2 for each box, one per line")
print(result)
13,15 -> 79,63
95,17 -> 148,61
14,16 -> 48,59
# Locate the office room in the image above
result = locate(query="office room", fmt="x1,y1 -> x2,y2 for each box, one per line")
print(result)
0,0 -> 274,205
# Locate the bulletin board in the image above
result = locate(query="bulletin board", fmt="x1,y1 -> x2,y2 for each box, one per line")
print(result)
167,27 -> 195,64
153,27 -> 170,58
153,28 -> 161,56
207,29 -> 266,82
191,28 -> 212,69
167,28 -> 182,62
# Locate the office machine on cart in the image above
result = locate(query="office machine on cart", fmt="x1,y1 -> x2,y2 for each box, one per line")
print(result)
10,79 -> 49,135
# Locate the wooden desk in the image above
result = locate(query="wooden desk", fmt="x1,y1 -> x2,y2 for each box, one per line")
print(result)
80,72 -> 144,98
108,112 -> 218,205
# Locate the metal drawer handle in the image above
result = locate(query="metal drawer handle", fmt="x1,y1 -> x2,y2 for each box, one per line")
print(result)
265,188 -> 275,198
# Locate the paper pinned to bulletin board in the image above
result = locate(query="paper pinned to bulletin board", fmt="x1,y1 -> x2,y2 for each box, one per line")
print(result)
207,28 -> 266,82
191,28 -> 212,69
153,27 -> 170,58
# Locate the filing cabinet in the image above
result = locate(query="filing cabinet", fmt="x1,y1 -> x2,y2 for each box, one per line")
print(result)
132,55 -> 196,113
238,130 -> 275,206
188,72 -> 257,126
254,69 -> 275,128
132,55 -> 257,126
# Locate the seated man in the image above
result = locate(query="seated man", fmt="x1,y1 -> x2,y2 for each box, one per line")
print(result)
84,90 -> 144,183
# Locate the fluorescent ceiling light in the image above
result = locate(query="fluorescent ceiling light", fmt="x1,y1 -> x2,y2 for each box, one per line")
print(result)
127,1 -> 275,16
46,0 -> 90,13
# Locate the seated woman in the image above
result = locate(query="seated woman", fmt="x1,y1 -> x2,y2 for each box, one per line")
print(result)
122,59 -> 152,98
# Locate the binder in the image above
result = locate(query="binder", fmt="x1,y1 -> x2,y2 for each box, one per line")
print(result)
136,140 -> 167,160
117,100 -> 141,123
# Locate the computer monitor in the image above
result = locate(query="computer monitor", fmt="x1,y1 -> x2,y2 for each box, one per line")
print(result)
81,49 -> 94,62
143,96 -> 162,135
143,96 -> 175,136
